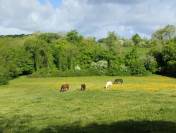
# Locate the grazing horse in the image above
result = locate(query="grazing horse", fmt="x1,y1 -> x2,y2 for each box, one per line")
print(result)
81,84 -> 86,91
105,81 -> 113,89
113,79 -> 123,84
60,84 -> 69,92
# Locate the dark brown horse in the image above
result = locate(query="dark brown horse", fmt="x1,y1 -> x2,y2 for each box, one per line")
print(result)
60,84 -> 69,92
113,79 -> 123,84
80,84 -> 86,91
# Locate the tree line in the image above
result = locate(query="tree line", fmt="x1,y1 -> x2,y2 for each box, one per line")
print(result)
0,25 -> 176,85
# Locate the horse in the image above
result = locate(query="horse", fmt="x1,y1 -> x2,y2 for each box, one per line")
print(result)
113,79 -> 123,84
81,84 -> 86,91
60,84 -> 69,92
105,81 -> 113,89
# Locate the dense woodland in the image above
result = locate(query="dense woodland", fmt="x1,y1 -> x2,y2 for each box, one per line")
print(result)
0,25 -> 176,85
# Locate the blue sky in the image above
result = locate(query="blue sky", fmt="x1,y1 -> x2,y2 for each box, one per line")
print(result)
0,0 -> 176,38
38,0 -> 62,8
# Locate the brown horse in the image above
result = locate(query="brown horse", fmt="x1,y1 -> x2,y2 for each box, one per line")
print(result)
80,84 -> 86,91
60,84 -> 69,92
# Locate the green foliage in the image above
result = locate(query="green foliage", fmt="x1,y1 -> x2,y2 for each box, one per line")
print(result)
31,69 -> 106,77
0,30 -> 153,82
131,34 -> 150,47
152,25 -> 176,41
66,30 -> 83,44
144,55 -> 158,73
161,41 -> 176,76
53,38 -> 78,71
0,66 -> 9,85
90,60 -> 108,75
0,46 -> 33,77
150,38 -> 176,76
107,56 -> 130,76
29,68 -> 59,77
1,25 -> 176,83
99,32 -> 122,69
132,34 -> 141,46
123,39 -> 134,47
125,47 -> 148,75
38,33 -> 61,43
24,37 -> 54,72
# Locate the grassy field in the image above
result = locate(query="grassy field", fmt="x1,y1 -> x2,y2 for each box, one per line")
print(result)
0,75 -> 176,133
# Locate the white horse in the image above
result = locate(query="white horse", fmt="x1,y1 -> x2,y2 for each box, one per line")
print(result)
105,81 -> 113,89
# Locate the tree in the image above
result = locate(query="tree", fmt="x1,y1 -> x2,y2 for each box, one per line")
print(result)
125,47 -> 147,75
0,46 -> 33,77
150,38 -> 176,76
1,26 -> 176,80
132,34 -> 142,46
66,30 -> 83,44
24,37 -> 54,72
152,25 -> 176,41
161,41 -> 176,76
53,38 -> 78,71
99,32 -> 121,69
77,39 -> 97,69
144,55 -> 158,73
38,33 -> 61,43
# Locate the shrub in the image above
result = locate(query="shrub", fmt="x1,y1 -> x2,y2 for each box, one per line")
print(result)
123,39 -> 134,47
108,63 -> 130,76
0,75 -> 9,85
144,55 -> 158,73
29,68 -> 59,77
29,68 -> 107,78
125,47 -> 148,75
90,60 -> 108,75
0,67 -> 10,85
129,61 -> 149,76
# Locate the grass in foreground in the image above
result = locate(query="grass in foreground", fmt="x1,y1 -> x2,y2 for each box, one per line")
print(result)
0,75 -> 176,133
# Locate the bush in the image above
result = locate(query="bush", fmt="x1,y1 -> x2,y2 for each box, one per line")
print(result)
0,67 -> 10,85
29,68 -> 59,77
108,64 -> 130,76
125,47 -> 148,75
57,70 -> 98,77
0,76 -> 9,85
90,60 -> 108,75
144,55 -> 158,73
123,39 -> 134,47
29,68 -> 106,78
129,61 -> 149,76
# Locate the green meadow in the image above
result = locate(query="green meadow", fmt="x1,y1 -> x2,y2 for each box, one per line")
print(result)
0,75 -> 176,133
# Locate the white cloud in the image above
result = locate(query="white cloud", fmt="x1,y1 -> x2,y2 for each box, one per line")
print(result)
0,26 -> 30,35
0,0 -> 176,38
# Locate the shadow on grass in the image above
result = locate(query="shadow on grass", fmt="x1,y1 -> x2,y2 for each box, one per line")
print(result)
0,115 -> 176,133
157,72 -> 176,78
40,120 -> 176,133
0,115 -> 36,133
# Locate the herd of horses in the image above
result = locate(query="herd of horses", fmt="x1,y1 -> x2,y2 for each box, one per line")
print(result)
60,79 -> 123,92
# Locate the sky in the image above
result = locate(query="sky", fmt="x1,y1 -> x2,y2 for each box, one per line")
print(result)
0,0 -> 176,38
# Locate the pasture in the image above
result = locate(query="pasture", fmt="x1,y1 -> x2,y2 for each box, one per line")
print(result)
0,75 -> 176,133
